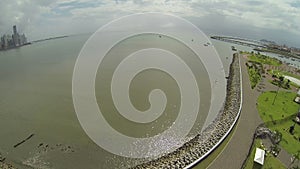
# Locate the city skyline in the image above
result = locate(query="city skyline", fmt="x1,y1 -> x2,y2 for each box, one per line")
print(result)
0,25 -> 27,50
0,0 -> 299,48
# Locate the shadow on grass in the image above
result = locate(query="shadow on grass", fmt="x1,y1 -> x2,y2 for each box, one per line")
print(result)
268,115 -> 276,125
252,163 -> 262,169
281,137 -> 289,145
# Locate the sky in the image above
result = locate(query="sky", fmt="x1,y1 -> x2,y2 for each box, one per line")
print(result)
0,0 -> 300,47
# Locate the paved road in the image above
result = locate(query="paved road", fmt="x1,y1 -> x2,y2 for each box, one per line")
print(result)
207,55 -> 263,169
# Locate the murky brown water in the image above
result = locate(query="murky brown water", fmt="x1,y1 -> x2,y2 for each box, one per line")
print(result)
0,34 -> 240,168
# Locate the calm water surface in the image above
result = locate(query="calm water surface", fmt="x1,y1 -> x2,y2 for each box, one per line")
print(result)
0,34 -> 238,168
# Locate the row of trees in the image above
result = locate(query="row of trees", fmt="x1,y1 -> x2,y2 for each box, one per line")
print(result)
245,61 -> 263,89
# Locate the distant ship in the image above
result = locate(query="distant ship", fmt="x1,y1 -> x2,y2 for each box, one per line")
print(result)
231,46 -> 237,51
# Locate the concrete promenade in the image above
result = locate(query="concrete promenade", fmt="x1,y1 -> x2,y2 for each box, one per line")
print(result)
207,55 -> 263,169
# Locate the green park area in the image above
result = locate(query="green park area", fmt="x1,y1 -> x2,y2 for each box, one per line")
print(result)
267,69 -> 300,88
248,53 -> 282,66
244,139 -> 286,169
268,70 -> 300,80
244,52 -> 283,89
257,91 -> 300,155
242,50 -> 300,168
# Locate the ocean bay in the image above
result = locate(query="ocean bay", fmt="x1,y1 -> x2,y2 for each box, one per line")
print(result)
0,33 -> 244,168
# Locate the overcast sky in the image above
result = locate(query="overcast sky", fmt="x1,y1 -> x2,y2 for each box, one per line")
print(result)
0,0 -> 299,47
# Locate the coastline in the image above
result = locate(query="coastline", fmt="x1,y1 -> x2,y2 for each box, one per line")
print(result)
132,53 -> 242,168
0,35 -> 70,52
254,48 -> 300,59
0,153 -> 16,169
0,162 -> 16,169
0,36 -> 245,169
0,43 -> 31,51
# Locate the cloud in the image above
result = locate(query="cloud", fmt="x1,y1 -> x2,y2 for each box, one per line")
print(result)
0,0 -> 299,46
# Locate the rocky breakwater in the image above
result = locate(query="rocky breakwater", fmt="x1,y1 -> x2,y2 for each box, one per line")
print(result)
132,53 -> 242,169
0,152 -> 16,169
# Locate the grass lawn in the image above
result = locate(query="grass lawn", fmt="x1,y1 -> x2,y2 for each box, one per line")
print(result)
248,54 -> 282,66
244,139 -> 286,169
257,91 -> 300,155
264,155 -> 287,169
291,82 -> 300,88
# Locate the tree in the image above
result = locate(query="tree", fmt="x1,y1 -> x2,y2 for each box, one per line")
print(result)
273,130 -> 282,143
286,79 -> 291,89
279,76 -> 284,82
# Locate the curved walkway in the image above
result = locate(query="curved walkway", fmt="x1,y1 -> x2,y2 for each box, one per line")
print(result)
207,55 -> 263,169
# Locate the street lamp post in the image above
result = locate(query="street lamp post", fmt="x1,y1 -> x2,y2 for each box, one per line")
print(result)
272,76 -> 284,105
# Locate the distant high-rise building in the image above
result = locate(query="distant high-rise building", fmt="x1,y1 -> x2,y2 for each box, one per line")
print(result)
12,25 -> 20,46
13,25 -> 17,35
20,34 -> 27,45
1,34 -> 12,48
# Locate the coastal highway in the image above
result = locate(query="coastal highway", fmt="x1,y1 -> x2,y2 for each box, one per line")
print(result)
207,55 -> 263,169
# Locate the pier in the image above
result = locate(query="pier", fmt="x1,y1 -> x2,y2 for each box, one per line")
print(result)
211,36 -> 266,48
